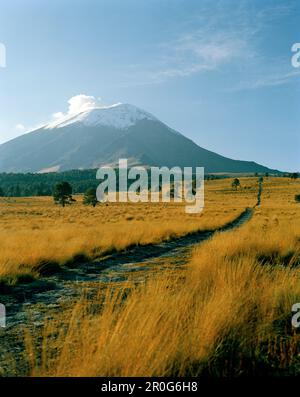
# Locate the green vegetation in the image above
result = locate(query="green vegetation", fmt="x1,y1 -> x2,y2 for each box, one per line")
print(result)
83,187 -> 98,207
53,182 -> 74,207
0,169 -> 99,197
0,169 -> 285,198
231,178 -> 241,190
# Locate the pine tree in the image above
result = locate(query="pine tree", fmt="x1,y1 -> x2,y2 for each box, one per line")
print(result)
83,187 -> 98,207
231,178 -> 241,190
53,182 -> 73,207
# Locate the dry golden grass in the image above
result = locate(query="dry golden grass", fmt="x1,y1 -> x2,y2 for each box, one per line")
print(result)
0,177 -> 258,282
23,177 -> 300,376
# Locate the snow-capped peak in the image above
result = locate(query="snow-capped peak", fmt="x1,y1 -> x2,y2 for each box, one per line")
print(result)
45,103 -> 157,130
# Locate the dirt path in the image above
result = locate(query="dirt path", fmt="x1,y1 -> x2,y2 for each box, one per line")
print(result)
0,182 -> 262,375
1,207 -> 253,325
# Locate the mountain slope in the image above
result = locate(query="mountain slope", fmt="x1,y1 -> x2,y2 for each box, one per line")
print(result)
0,104 -> 279,173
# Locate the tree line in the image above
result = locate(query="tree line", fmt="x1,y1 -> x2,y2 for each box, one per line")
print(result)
0,168 -> 224,198
0,169 -> 298,199
0,169 -> 99,197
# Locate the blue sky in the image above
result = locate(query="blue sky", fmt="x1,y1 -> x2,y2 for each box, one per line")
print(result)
0,0 -> 299,171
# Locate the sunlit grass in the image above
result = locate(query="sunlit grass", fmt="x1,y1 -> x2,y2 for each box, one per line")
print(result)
22,177 -> 300,376
0,177 -> 258,282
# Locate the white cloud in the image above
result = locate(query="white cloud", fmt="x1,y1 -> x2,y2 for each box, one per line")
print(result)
52,112 -> 64,120
121,3 -> 258,86
47,94 -> 122,127
67,94 -> 101,115
232,70 -> 300,91
13,95 -> 120,135
51,94 -> 102,121
14,95 -> 108,135
148,31 -> 248,82
15,123 -> 25,131
50,95 -> 102,124
121,1 -> 296,89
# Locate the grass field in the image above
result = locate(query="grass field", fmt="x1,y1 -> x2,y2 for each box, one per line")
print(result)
0,177 -> 258,285
4,176 -> 298,376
